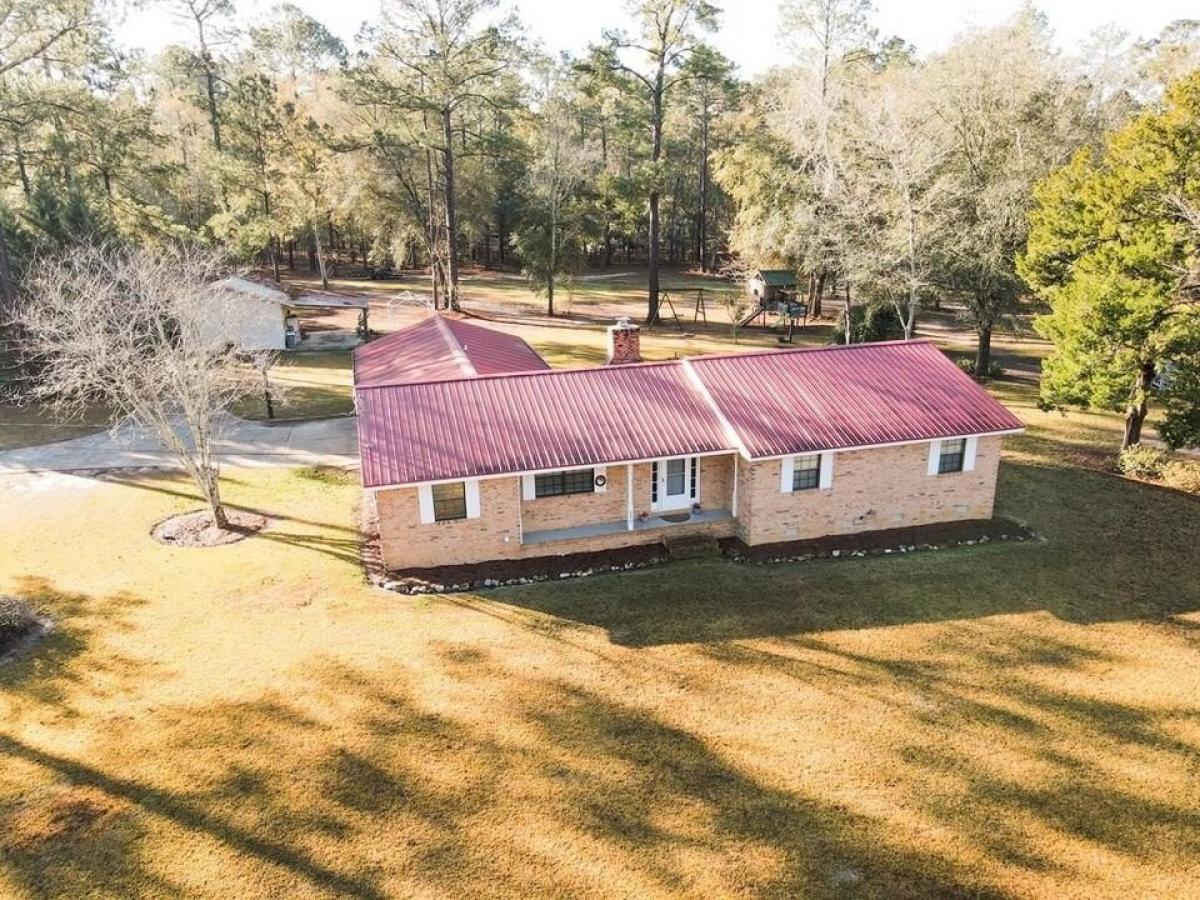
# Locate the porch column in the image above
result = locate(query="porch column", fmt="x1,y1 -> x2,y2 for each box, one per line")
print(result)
626,463 -> 634,530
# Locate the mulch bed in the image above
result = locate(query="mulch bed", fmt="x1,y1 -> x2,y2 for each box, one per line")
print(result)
150,509 -> 269,547
379,544 -> 669,595
368,516 -> 1040,596
721,517 -> 1040,564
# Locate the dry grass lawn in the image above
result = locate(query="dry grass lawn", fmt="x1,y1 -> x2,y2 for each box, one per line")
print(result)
1,365 -> 1199,897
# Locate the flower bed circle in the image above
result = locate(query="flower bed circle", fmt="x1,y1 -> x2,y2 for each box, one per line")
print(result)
151,509 -> 269,548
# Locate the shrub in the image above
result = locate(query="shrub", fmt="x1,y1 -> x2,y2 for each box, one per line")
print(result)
0,596 -> 36,639
1161,459 -> 1200,495
1116,444 -> 1168,479
830,302 -> 905,345
955,358 -> 1007,379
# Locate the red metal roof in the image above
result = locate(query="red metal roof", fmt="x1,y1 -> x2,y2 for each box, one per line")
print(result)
352,314 -> 549,387
355,335 -> 1024,489
356,361 -> 733,488
687,340 -> 1025,458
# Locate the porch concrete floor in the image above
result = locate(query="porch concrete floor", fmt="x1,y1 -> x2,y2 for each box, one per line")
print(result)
522,508 -> 733,546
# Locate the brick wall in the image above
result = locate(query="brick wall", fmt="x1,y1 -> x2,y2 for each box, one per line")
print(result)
520,466 -> 629,532
375,455 -> 739,571
375,477 -> 524,570
735,436 -> 1003,546
373,441 -> 1001,570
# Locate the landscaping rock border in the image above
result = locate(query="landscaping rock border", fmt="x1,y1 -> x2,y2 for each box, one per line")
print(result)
379,545 -> 670,595
721,517 -> 1041,564
367,517 -> 1041,596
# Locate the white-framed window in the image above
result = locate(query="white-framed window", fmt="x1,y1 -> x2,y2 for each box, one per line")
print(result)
418,479 -> 481,524
927,437 -> 978,476
792,454 -> 821,490
535,468 -> 595,498
522,466 -> 606,500
780,453 -> 833,492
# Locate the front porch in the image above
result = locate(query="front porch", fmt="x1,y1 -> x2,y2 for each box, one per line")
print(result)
523,507 -> 735,546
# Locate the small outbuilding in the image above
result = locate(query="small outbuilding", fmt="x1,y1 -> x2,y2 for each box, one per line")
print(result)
748,269 -> 799,304
207,276 -> 370,351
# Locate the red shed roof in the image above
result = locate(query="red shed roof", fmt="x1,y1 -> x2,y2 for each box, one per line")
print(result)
357,361 -> 733,488
355,337 -> 1023,489
686,340 -> 1024,458
352,314 -> 549,387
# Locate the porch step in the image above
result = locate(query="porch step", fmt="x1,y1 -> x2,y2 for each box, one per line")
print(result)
664,535 -> 722,560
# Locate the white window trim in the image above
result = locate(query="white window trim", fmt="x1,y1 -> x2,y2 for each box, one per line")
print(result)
523,466 -> 606,500
963,436 -> 978,472
927,441 -> 942,476
417,479 -> 479,523
465,479 -> 481,518
928,437 -> 977,476
418,484 -> 435,524
780,453 -> 833,492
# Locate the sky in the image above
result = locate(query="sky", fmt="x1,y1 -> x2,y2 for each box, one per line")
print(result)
113,0 -> 1198,77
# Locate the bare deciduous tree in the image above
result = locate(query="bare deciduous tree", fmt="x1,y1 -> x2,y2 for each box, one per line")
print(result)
16,244 -> 273,529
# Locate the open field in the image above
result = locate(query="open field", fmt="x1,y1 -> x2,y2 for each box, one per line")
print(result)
2,350 -> 1198,897
1,267 -> 1052,446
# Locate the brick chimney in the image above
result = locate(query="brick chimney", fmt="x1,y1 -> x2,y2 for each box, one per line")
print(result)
606,317 -> 641,365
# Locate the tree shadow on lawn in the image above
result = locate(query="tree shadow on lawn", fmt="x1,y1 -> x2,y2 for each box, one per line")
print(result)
0,659 -> 1012,898
0,575 -> 152,718
480,462 -> 1200,647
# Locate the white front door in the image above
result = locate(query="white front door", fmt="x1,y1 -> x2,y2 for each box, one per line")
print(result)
653,456 -> 698,511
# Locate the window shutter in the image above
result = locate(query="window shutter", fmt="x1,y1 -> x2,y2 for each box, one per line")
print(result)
521,475 -> 536,500
819,453 -> 834,490
964,437 -> 978,472
417,485 -> 435,524
465,479 -> 481,519
927,441 -> 941,476
594,465 -> 607,494
779,456 -> 795,493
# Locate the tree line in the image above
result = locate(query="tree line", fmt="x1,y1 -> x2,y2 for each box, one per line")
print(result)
2,0 -> 1199,448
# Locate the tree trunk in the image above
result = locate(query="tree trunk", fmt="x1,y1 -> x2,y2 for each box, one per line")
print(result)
1122,363 -> 1156,449
646,77 -> 664,325
699,113 -> 709,273
441,106 -> 461,311
201,465 -> 229,529
202,56 -> 223,152
844,282 -> 852,345
312,223 -> 329,289
288,240 -> 295,271
975,324 -> 992,378
0,224 -> 15,307
812,270 -> 826,319
548,205 -> 557,317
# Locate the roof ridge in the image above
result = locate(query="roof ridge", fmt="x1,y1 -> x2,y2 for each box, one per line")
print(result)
431,313 -> 478,378
686,338 -> 931,365
352,355 -> 688,391
352,339 -> 938,392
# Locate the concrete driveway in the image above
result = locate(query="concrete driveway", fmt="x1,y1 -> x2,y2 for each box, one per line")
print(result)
0,413 -> 359,474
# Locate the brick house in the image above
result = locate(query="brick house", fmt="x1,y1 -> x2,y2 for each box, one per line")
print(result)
354,315 -> 1024,571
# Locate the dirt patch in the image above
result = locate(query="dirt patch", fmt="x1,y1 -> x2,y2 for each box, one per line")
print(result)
6,787 -> 128,852
722,517 -> 1039,564
150,509 -> 268,547
296,465 -> 359,485
380,544 -> 669,595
